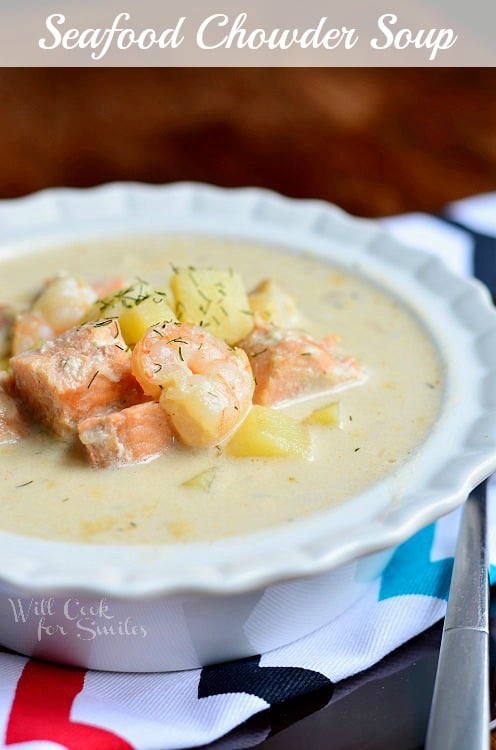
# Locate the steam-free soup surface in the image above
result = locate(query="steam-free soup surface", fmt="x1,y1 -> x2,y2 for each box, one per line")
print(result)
0,236 -> 442,544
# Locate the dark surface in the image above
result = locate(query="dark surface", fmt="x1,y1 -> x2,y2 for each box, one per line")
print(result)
1,69 -> 496,216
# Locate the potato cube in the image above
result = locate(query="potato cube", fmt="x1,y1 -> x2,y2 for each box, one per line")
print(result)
182,467 -> 217,491
171,267 -> 254,345
119,294 -> 177,346
226,405 -> 311,458
248,279 -> 302,328
85,283 -> 176,346
304,402 -> 341,427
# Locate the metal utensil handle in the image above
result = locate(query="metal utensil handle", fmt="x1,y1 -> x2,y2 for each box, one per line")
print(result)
425,481 -> 490,750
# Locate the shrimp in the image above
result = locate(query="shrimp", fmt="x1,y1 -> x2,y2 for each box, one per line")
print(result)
11,273 -> 99,356
132,322 -> 255,447
33,272 -> 97,335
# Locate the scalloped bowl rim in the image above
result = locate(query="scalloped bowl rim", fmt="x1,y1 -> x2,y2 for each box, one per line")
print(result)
1,182 -> 496,597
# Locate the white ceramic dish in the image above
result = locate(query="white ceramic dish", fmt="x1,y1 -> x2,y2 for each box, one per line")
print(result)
1,182 -> 496,671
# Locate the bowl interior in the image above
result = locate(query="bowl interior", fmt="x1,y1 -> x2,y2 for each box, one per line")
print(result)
1,182 -> 496,597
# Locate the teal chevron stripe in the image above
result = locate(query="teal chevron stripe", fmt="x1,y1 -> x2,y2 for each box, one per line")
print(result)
379,524 -> 453,602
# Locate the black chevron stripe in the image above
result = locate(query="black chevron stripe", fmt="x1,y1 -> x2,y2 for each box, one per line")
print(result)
435,214 -> 496,294
198,654 -> 334,707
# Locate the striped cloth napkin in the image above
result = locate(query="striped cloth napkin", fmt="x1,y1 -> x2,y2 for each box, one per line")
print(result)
1,192 -> 496,750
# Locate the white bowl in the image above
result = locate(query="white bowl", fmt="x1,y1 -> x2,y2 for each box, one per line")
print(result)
1,182 -> 496,671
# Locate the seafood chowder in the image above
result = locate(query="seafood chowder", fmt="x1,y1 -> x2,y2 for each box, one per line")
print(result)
0,236 -> 442,544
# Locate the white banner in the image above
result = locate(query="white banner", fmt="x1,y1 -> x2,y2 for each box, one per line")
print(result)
0,0 -> 493,66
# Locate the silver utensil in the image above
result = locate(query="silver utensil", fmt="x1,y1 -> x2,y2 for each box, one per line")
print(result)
425,480 -> 490,750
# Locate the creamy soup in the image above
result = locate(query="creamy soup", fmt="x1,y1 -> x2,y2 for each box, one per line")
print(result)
0,236 -> 442,544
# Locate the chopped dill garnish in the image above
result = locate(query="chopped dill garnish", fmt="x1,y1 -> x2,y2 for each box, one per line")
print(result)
251,348 -> 267,358
153,363 -> 162,373
87,370 -> 99,389
153,328 -> 164,337
129,521 -> 137,528
170,263 -> 179,274
93,318 -> 116,328
349,415 -> 353,421
178,346 -> 184,361
62,497 -> 70,502
16,480 -> 33,488
354,447 -> 360,452
241,310 -> 254,316
234,405 -> 239,410
115,343 -> 125,350
301,352 -> 312,356
219,305 -> 228,317
212,315 -> 220,325
167,337 -> 188,345
115,286 -> 134,298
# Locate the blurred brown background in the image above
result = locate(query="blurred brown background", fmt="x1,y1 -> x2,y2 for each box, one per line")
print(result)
1,68 -> 495,217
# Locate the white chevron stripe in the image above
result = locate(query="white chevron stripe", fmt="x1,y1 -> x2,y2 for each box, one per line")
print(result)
381,213 -> 473,277
430,507 -> 462,563
261,581 -> 446,683
0,653 -> 27,746
449,192 -> 496,235
72,668 -> 268,750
